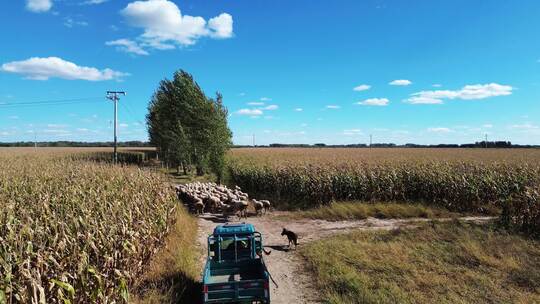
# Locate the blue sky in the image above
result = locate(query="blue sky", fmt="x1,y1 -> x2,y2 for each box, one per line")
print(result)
1,0 -> 539,145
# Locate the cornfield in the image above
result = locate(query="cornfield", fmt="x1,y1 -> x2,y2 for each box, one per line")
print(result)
71,150 -> 152,165
502,186 -> 540,237
0,150 -> 177,303
227,148 -> 540,214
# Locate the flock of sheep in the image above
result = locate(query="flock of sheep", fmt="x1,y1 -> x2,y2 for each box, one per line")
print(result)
175,182 -> 271,218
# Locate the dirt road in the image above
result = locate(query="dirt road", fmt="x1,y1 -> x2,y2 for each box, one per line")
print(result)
195,212 -> 493,304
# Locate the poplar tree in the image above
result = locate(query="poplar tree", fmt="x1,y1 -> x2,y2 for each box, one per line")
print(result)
147,70 -> 232,181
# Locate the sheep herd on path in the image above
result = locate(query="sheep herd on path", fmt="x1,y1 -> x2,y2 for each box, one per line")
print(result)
175,182 -> 271,218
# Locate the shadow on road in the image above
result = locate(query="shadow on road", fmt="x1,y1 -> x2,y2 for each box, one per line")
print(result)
135,270 -> 202,304
265,245 -> 290,252
199,214 -> 230,223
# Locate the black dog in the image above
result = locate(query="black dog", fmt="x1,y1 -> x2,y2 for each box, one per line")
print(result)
281,228 -> 298,249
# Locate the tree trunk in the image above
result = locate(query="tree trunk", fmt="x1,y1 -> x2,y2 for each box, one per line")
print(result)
217,174 -> 222,185
182,163 -> 188,175
196,166 -> 204,176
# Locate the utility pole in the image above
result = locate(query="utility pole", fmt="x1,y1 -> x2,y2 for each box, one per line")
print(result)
369,134 -> 372,149
106,91 -> 126,163
485,133 -> 488,148
253,134 -> 255,147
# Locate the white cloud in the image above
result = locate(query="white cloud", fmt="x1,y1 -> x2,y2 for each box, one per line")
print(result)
389,79 -> 412,86
1,57 -> 128,81
343,129 -> 362,136
260,97 -> 272,101
77,128 -> 90,132
356,98 -> 389,106
83,0 -> 109,4
353,84 -> 371,91
263,105 -> 278,110
119,123 -> 129,128
117,0 -> 234,52
26,0 -> 52,13
294,108 -> 303,112
406,96 -> 443,104
81,114 -> 99,123
483,124 -> 493,128
406,83 -> 512,104
208,13 -> 234,39
106,39 -> 149,55
47,124 -> 67,128
8,116 -> 19,120
247,101 -> 264,106
326,105 -> 340,109
236,109 -> 263,116
509,123 -> 539,130
238,92 -> 246,97
427,127 -> 452,133
432,84 -> 442,87
64,17 -> 89,28
43,129 -> 70,134
393,130 -> 410,135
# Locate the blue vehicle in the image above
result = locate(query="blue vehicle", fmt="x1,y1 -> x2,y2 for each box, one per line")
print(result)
202,223 -> 271,304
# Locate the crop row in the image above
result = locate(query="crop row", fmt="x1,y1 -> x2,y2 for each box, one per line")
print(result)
0,153 -> 177,303
227,161 -> 540,212
501,186 -> 540,237
70,150 -> 153,165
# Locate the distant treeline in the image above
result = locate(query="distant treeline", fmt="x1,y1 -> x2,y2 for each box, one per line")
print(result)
1,140 -> 539,148
0,141 -> 152,147
236,141 -> 540,148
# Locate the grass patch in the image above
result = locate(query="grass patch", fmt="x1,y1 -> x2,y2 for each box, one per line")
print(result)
131,207 -> 200,304
301,222 -> 540,304
290,202 -> 460,221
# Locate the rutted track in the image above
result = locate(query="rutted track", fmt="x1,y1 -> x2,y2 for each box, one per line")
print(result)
195,211 -> 494,304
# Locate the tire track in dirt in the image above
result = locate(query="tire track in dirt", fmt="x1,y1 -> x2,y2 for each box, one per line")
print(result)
195,212 -> 494,304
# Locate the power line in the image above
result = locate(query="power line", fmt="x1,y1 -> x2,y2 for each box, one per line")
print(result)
0,97 -> 103,108
119,100 -> 145,126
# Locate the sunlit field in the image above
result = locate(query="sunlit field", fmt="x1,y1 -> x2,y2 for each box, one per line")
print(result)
0,148 -> 195,303
230,147 -> 540,165
228,147 -> 540,235
302,222 -> 540,304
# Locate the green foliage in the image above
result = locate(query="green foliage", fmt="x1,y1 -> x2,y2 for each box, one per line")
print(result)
227,148 -> 540,236
228,160 -> 539,212
147,70 -> 232,180
501,186 -> 540,237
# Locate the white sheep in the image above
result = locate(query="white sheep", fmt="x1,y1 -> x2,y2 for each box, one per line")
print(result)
252,199 -> 264,216
193,198 -> 204,215
260,200 -> 271,214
